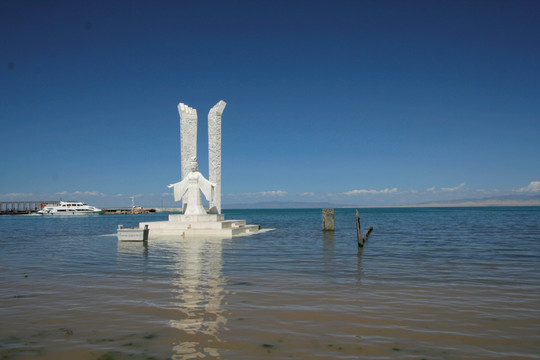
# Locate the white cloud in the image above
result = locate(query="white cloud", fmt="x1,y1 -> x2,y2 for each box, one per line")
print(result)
257,190 -> 287,197
225,190 -> 288,197
427,183 -> 466,193
1,192 -> 34,198
478,188 -> 501,194
72,191 -> 106,196
344,187 -> 398,195
299,192 -> 315,196
514,181 -> 540,193
441,183 -> 466,192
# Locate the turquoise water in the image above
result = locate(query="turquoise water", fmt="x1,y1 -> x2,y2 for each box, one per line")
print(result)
1,207 -> 539,359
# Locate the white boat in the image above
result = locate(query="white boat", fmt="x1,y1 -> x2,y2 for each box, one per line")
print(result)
38,201 -> 103,216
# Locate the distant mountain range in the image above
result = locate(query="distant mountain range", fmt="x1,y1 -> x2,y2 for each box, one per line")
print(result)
224,194 -> 540,209
413,194 -> 540,207
224,201 -> 347,209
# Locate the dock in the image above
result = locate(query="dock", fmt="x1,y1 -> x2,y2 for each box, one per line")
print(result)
103,208 -> 181,214
0,201 -> 58,215
0,201 -> 180,215
103,208 -> 157,214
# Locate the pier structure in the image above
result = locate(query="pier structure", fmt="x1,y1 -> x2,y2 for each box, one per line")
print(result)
0,201 -> 58,214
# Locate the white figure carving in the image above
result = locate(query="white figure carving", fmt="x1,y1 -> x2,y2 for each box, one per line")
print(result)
168,157 -> 215,215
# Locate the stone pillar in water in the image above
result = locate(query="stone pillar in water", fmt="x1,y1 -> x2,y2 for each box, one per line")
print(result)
322,208 -> 335,231
178,103 -> 198,208
208,100 -> 226,214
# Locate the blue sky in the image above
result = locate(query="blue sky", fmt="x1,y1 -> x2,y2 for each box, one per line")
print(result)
1,0 -> 539,208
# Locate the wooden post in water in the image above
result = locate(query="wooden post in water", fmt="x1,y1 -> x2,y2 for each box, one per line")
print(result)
322,209 -> 335,231
356,210 -> 373,247
356,210 -> 362,245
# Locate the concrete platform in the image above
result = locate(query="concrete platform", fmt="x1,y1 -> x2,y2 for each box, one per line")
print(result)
139,213 -> 261,239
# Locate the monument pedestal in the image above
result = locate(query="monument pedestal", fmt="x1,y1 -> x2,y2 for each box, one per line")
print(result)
139,213 -> 260,238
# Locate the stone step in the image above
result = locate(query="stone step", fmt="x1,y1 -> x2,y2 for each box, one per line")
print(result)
138,219 -> 260,238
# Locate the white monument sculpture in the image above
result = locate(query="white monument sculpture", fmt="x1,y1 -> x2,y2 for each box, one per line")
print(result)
137,100 -> 260,238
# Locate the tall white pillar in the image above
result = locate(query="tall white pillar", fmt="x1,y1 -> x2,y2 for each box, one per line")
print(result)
208,100 -> 226,214
178,103 -> 198,209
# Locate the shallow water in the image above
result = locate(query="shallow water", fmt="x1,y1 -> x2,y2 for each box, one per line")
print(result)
1,207 -> 539,359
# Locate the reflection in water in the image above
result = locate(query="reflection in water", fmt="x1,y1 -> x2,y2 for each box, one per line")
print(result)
322,231 -> 335,275
117,237 -> 227,359
167,237 -> 227,360
322,231 -> 335,253
117,239 -> 149,258
356,248 -> 364,282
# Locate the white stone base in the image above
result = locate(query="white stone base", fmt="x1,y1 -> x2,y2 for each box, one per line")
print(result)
138,214 -> 260,239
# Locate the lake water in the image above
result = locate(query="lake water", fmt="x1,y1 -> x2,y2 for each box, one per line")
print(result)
1,207 -> 539,360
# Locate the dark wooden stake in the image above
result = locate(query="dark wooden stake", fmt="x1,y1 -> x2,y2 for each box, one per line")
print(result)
356,210 -> 373,247
356,210 -> 362,246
